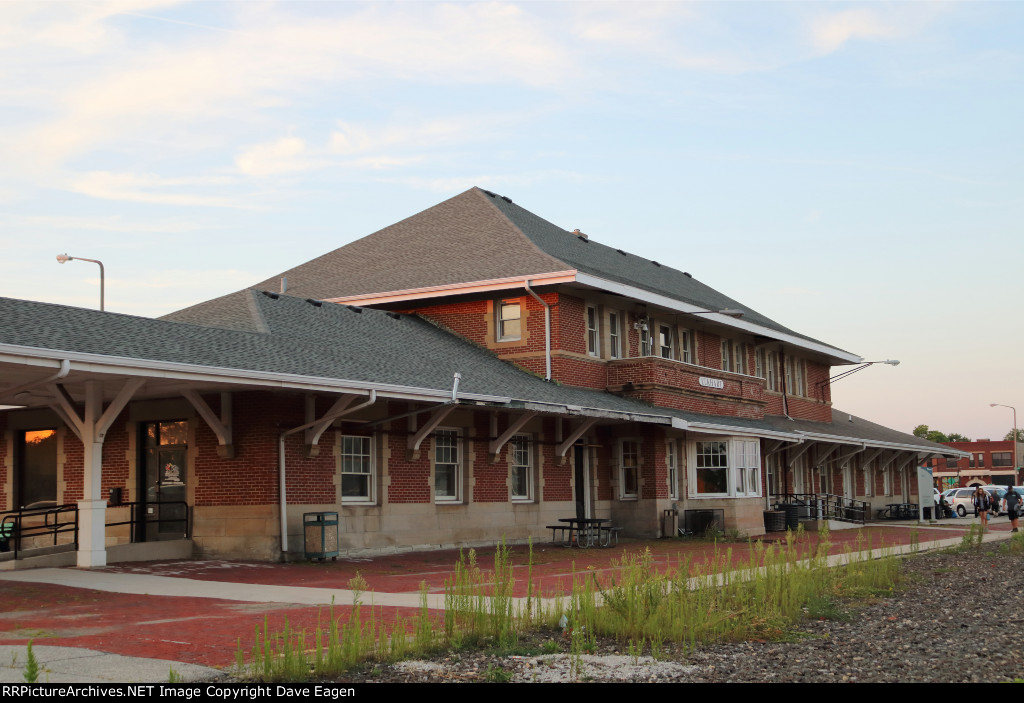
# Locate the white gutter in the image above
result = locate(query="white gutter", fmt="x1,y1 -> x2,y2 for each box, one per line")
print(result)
0,358 -> 70,400
278,390 -> 378,554
0,345 -> 512,405
573,272 -> 862,364
523,280 -> 551,381
673,417 -> 803,441
324,271 -> 578,306
795,429 -> 967,455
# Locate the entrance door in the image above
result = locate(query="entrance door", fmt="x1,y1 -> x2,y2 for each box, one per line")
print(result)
17,429 -> 57,509
573,443 -> 590,520
140,421 -> 188,541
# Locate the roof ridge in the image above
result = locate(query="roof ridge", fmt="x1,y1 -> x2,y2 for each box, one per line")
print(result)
469,186 -> 574,272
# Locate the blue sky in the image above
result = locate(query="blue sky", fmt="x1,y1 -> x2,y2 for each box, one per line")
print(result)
1,1 -> 1021,441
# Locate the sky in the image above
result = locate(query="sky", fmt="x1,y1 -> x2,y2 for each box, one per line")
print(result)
0,1 -> 1021,442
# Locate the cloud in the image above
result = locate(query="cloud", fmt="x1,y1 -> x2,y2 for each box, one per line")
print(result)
69,171 -> 253,208
809,9 -> 905,54
235,136 -> 316,177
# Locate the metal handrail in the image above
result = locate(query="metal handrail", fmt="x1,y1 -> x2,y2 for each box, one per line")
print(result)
0,503 -> 79,560
773,492 -> 869,524
0,500 -> 191,560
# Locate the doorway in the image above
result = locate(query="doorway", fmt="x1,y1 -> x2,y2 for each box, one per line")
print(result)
138,420 -> 188,541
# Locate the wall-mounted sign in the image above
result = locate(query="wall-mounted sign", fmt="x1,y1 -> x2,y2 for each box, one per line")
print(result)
699,377 -> 724,389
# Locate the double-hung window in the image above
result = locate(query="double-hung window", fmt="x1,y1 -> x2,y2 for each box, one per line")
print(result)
679,329 -> 694,364
733,343 -> 746,375
658,324 -> 675,359
509,434 -> 533,501
586,305 -> 600,356
497,300 -> 521,342
620,439 -> 639,499
341,435 -> 374,503
667,440 -> 679,500
689,437 -> 762,498
993,452 -> 1012,467
434,429 -> 462,502
785,357 -> 805,396
608,311 -> 622,359
720,340 -> 734,372
766,453 -> 780,497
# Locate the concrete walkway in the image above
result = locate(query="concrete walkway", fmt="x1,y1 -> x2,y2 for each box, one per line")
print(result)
0,524 -> 1012,683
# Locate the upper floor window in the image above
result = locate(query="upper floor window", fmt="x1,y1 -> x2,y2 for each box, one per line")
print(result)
608,311 -> 622,359
586,305 -> 600,357
341,435 -> 374,503
640,322 -> 654,356
993,452 -> 1013,467
434,428 -> 462,502
679,329 -> 694,364
658,324 -> 675,359
497,300 -> 521,342
720,340 -> 734,372
785,357 -> 805,396
733,343 -> 747,375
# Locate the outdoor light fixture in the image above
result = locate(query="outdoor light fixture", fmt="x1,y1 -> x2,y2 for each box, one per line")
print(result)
56,253 -> 105,311
689,308 -> 744,318
827,359 -> 900,384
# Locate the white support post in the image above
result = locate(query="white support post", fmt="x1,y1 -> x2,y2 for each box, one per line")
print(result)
78,381 -> 107,568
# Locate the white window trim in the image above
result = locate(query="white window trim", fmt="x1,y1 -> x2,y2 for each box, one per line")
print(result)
667,439 -> 679,500
687,436 -> 762,499
679,327 -> 694,364
340,433 -> 376,505
497,299 -> 522,342
433,427 -> 463,503
586,304 -> 600,357
608,311 -> 622,359
509,433 -> 534,503
619,437 -> 640,500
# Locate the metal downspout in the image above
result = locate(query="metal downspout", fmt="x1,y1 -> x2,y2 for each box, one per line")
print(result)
278,390 -> 377,555
2,359 -> 71,399
524,281 -> 551,381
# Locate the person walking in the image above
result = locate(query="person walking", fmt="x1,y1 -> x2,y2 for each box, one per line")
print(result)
972,486 -> 991,530
1005,488 -> 1021,533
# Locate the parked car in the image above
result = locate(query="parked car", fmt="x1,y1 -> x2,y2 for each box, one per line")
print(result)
943,487 -> 985,517
984,486 -> 1007,515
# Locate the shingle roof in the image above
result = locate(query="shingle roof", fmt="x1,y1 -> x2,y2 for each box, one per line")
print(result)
162,187 -> 844,353
0,294 -> 946,453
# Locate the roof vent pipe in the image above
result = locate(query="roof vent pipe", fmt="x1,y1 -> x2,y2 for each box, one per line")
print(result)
280,277 -> 287,294
451,372 -> 461,402
524,280 -> 552,381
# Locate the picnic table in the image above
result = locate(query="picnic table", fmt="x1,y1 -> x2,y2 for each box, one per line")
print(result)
547,517 -> 618,548
876,503 -> 919,520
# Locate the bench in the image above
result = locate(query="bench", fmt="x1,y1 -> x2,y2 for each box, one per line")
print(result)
598,526 -> 622,548
546,525 -> 571,546
0,522 -> 15,552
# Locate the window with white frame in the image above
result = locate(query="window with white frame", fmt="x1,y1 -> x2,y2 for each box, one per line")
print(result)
586,305 -> 600,356
434,429 -> 462,502
497,300 -> 521,342
679,328 -> 694,364
791,453 -> 806,493
640,321 -> 653,356
341,435 -> 374,502
620,439 -> 639,498
509,434 -> 533,501
689,438 -> 762,498
765,350 -> 780,391
862,463 -> 873,498
785,357 -> 805,396
720,340 -> 733,372
667,439 -> 679,500
766,453 -> 780,496
608,311 -> 622,359
881,465 -> 892,496
658,324 -> 675,359
733,439 -> 761,496
733,343 -> 747,375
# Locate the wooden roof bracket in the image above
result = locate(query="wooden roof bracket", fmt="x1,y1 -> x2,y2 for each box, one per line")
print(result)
489,411 -> 537,462
557,418 -> 598,464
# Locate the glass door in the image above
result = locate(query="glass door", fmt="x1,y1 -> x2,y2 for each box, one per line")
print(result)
140,421 -> 188,541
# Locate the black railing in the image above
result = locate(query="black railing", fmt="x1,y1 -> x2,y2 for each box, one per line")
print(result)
0,500 -> 191,560
0,503 -> 78,560
773,493 -> 869,524
106,501 -> 191,542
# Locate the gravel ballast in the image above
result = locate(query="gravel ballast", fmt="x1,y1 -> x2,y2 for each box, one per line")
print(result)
341,540 -> 1024,683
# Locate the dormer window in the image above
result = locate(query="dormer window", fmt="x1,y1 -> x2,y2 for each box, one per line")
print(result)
497,300 -> 521,341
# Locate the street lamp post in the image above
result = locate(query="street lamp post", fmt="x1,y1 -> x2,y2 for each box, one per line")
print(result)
990,403 -> 1019,484
56,254 -> 105,311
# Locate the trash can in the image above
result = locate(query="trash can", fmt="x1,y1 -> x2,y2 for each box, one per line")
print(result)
783,503 -> 801,530
763,510 -> 786,532
303,511 -> 339,560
